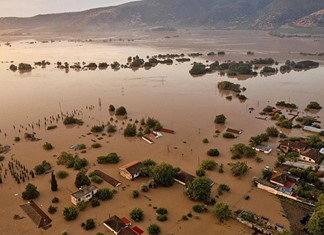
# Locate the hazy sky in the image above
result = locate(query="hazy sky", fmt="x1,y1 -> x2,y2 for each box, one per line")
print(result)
0,0 -> 137,17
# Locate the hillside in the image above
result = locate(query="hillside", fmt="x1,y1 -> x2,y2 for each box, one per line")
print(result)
0,0 -> 324,34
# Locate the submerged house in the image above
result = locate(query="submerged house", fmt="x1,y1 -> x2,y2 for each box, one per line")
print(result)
174,171 -> 214,187
270,172 -> 299,195
278,140 -> 307,153
299,148 -> 322,164
71,185 -> 98,205
20,200 -> 52,229
119,161 -> 144,180
104,215 -> 143,235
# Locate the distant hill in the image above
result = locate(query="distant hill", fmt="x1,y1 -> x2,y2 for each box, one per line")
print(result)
0,0 -> 324,34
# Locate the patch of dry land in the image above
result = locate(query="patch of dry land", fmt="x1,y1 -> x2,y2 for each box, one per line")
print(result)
0,30 -> 323,235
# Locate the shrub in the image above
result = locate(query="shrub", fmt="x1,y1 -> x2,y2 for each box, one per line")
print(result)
141,184 -> 149,192
266,126 -> 279,137
307,101 -> 322,110
201,160 -> 217,170
91,143 -> 102,149
48,205 -> 57,214
107,124 -> 117,133
43,142 -> 53,150
91,199 -> 100,208
52,197 -> 59,203
109,104 -> 115,112
91,175 -> 103,184
97,188 -> 114,201
202,138 -> 209,144
214,114 -> 226,124
182,215 -> 188,221
63,206 -> 78,221
56,170 -> 69,179
223,132 -> 235,139
97,152 -> 120,164
196,168 -> 206,177
156,208 -> 168,215
207,149 -> 220,157
77,201 -> 86,211
124,124 -> 137,137
148,224 -> 161,235
91,125 -> 104,133
130,208 -> 144,222
192,205 -> 203,213
22,183 -> 40,200
156,214 -> 167,222
83,218 -> 96,230
63,116 -> 83,125
115,106 -> 127,116
132,190 -> 140,198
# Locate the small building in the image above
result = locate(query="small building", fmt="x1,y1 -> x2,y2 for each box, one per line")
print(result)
94,170 -> 122,187
104,215 -> 128,234
252,145 -> 272,154
119,161 -> 144,180
303,126 -> 324,134
278,140 -> 307,153
71,185 -> 98,205
299,148 -> 321,164
20,200 -> 52,229
174,171 -> 214,187
270,172 -> 298,194
226,128 -> 243,135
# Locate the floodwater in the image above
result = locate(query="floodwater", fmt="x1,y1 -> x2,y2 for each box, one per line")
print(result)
0,32 -> 323,235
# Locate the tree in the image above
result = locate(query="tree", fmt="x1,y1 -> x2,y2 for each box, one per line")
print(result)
83,218 -> 96,230
148,224 -> 161,235
77,201 -> 86,211
212,202 -> 232,222
266,126 -> 279,137
230,143 -> 256,159
229,161 -> 249,177
56,170 -> 68,179
207,148 -> 220,157
97,188 -> 114,201
51,172 -> 58,191
189,62 -> 207,75
97,152 -> 120,164
307,135 -> 324,149
91,125 -> 104,133
48,205 -> 57,214
214,114 -> 226,124
200,159 -> 217,170
152,163 -> 176,187
43,142 -> 53,150
196,168 -> 206,177
187,177 -> 212,201
262,168 -> 273,180
74,172 -> 90,188
34,164 -> 46,175
307,101 -> 322,110
22,183 -> 40,200
115,106 -> 127,116
124,124 -> 137,137
63,206 -> 78,221
109,104 -> 115,112
307,194 -> 324,234
130,208 -> 144,222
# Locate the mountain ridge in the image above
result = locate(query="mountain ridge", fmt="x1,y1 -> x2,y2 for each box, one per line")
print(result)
0,0 -> 324,34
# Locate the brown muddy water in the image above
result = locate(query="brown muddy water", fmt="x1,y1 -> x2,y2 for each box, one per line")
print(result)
0,35 -> 323,235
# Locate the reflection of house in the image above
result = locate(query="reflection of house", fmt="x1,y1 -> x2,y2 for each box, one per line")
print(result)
119,161 -> 144,180
104,215 -> 143,235
299,148 -> 321,164
174,171 -> 214,186
71,185 -> 98,205
278,140 -> 307,153
270,172 -> 298,194
20,200 -> 52,229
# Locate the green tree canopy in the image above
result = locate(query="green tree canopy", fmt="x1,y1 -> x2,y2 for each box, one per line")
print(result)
63,206 -> 78,221
152,163 -> 176,187
130,208 -> 144,222
22,183 -> 40,200
212,202 -> 232,222
74,172 -> 91,188
187,177 -> 212,201
229,161 -> 249,177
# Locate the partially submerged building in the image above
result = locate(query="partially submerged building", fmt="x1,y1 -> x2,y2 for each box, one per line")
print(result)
71,185 -> 98,205
119,161 -> 144,180
20,200 -> 52,229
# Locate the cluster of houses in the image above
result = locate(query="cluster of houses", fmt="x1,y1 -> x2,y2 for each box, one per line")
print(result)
256,139 -> 324,206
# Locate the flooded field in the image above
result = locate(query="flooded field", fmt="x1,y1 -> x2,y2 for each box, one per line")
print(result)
0,31 -> 323,235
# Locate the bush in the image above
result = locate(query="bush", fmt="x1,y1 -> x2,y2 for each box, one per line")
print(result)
148,224 -> 161,235
91,175 -> 103,184
52,197 -> 59,203
207,149 -> 220,157
22,183 -> 40,200
91,125 -> 104,133
91,143 -> 102,149
156,208 -> 168,215
97,152 -> 120,164
77,201 -> 86,211
97,188 -> 114,201
132,190 -> 140,198
130,208 -> 144,222
192,205 -> 203,213
156,214 -> 167,222
266,126 -> 279,137
141,184 -> 149,192
202,138 -> 209,144
63,116 -> 83,125
223,132 -> 235,139
56,170 -> 69,179
196,168 -> 206,177
107,124 -> 117,133
43,142 -> 53,150
14,137 -> 21,142
48,205 -> 57,214
115,106 -> 127,116
214,114 -> 226,124
201,160 -> 217,170
91,199 -> 100,208
63,206 -> 78,221
83,218 -> 96,230
124,124 -> 137,137
109,104 -> 115,112
307,101 -> 322,110
182,215 -> 188,221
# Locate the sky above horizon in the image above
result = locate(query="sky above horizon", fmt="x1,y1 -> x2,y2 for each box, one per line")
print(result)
0,0 -> 136,17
